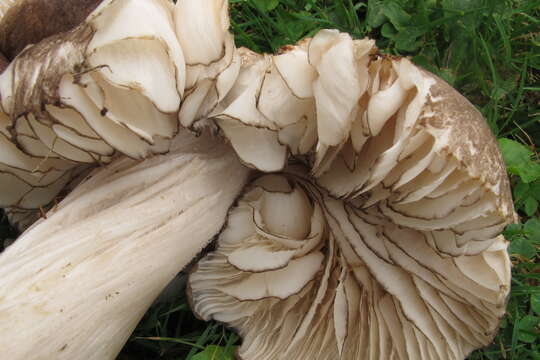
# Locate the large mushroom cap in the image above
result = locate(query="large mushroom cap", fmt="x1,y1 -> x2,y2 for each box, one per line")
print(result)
189,30 -> 515,360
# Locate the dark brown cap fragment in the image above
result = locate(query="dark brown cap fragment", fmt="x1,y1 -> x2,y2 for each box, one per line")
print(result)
0,0 -> 102,60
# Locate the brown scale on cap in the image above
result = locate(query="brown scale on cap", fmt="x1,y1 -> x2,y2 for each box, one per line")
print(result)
417,72 -> 516,222
0,0 -> 102,61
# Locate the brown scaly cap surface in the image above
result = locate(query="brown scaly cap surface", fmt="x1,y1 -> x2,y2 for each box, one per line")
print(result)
0,0 -> 102,60
9,25 -> 93,118
419,71 -> 517,223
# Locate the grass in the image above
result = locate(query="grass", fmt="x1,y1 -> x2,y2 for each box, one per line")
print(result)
1,0 -> 539,359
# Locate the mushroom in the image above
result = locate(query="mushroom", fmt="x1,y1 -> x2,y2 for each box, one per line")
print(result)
0,0 -> 515,359
189,28 -> 515,360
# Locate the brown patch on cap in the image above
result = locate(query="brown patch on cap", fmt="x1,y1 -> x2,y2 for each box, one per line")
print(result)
277,44 -> 296,55
9,24 -> 93,118
0,0 -> 102,60
418,70 -> 517,223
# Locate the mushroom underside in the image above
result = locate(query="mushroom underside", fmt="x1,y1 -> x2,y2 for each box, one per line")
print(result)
189,172 -> 510,360
186,20 -> 514,360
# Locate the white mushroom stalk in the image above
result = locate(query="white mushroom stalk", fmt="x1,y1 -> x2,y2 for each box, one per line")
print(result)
0,131 -> 249,359
0,0 -> 515,359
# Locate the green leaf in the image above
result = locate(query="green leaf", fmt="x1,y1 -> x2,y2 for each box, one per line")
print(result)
253,0 -> 280,11
530,350 -> 540,360
513,180 -> 530,202
366,0 -> 386,28
517,315 -> 540,343
394,27 -> 425,52
381,1 -> 411,30
498,138 -> 540,183
381,23 -> 397,39
508,236 -> 537,259
532,294 -> 540,315
524,218 -> 540,244
524,197 -> 539,216
395,32 -> 421,52
504,223 -> 524,239
192,346 -> 236,360
532,180 -> 540,201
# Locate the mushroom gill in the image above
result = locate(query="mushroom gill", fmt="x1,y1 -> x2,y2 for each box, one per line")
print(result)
189,27 -> 515,360
190,172 -> 511,360
0,0 -> 235,224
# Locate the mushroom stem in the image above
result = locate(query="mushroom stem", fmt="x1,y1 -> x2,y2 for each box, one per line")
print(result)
0,130 -> 250,360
